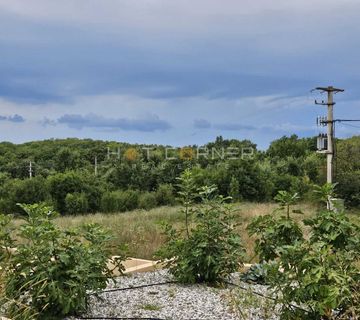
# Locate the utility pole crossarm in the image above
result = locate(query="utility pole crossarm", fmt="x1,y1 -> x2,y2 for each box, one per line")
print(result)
315,86 -> 344,93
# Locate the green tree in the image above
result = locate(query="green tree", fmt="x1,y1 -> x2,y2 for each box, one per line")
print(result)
55,147 -> 82,172
267,135 -> 314,159
47,171 -> 87,213
0,177 -> 50,213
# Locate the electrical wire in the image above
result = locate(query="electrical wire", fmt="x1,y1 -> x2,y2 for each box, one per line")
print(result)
91,281 -> 177,294
224,281 -> 309,314
339,122 -> 360,129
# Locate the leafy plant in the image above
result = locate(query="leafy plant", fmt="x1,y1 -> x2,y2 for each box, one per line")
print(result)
338,280 -> 360,319
2,203 -> 125,319
304,210 -> 360,254
158,173 -> 244,284
267,241 -> 359,320
175,169 -> 197,238
274,190 -> 301,219
0,214 -> 14,260
240,263 -> 271,285
247,190 -> 303,262
313,182 -> 338,210
0,214 -> 14,317
266,186 -> 360,320
228,176 -> 241,202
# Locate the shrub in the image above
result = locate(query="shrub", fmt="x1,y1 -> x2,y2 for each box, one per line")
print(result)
0,214 -> 14,257
65,192 -> 89,214
0,214 -> 14,303
2,203 -> 125,319
100,190 -> 139,213
138,192 -> 157,210
100,191 -> 117,213
0,177 -> 50,213
337,172 -> 360,207
157,173 -> 244,284
176,169 -> 197,238
82,181 -> 105,213
304,210 -> 360,254
265,184 -> 360,320
240,263 -> 271,285
155,184 -> 175,206
247,191 -> 303,262
47,171 -> 86,213
312,182 -> 338,210
268,241 -> 360,320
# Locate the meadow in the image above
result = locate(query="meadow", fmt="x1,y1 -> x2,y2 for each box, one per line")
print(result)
12,202 -> 359,261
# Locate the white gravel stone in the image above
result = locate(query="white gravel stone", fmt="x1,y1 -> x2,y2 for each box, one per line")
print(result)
66,270 -> 280,320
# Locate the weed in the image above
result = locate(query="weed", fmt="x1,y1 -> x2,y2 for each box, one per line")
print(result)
228,287 -> 276,320
140,303 -> 162,311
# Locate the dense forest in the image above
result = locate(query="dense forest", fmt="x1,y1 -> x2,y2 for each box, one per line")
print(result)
0,134 -> 359,215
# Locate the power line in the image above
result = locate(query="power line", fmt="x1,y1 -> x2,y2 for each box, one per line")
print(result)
339,122 -> 360,129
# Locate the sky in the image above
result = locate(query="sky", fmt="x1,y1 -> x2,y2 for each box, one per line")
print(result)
0,0 -> 359,149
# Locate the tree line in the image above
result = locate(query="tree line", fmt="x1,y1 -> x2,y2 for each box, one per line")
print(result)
0,134 -> 358,215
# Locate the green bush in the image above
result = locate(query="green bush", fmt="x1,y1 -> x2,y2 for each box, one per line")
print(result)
268,242 -> 360,319
1,203 -> 125,319
100,191 -> 117,213
265,184 -> 360,319
247,191 -> 303,262
337,172 -> 360,207
100,190 -> 139,213
155,184 -> 175,206
240,263 -> 271,285
47,171 -> 87,213
157,171 -> 244,284
138,192 -> 157,210
65,192 -> 89,214
0,177 -> 50,213
0,214 -> 14,261
304,210 -> 360,254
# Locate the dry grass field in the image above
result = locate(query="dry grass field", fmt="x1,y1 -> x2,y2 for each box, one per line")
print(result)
11,202 -> 360,262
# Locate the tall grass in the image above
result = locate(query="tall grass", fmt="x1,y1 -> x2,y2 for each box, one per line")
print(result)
11,202 -> 360,261
54,202 -> 316,261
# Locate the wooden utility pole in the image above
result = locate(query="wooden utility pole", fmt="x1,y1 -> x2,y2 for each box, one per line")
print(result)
314,86 -> 344,184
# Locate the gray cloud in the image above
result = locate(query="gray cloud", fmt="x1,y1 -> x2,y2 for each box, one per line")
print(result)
194,119 -> 256,131
214,123 -> 257,131
194,118 -> 211,129
56,113 -> 171,132
40,117 -> 57,127
0,114 -> 25,123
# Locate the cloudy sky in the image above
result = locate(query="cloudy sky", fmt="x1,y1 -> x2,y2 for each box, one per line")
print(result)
0,0 -> 359,149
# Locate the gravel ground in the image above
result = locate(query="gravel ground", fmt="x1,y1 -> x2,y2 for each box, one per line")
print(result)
67,270 -> 280,320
